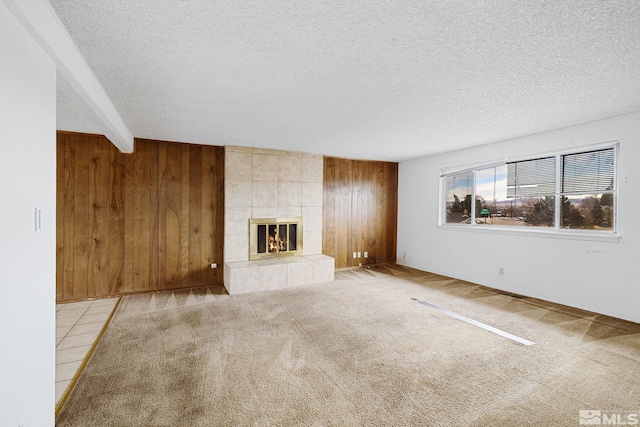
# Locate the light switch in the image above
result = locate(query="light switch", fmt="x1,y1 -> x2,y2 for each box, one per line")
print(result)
34,207 -> 42,232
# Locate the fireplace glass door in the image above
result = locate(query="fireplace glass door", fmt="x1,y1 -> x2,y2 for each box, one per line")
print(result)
250,218 -> 302,260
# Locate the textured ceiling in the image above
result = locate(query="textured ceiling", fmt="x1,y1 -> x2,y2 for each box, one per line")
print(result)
52,0 -> 640,162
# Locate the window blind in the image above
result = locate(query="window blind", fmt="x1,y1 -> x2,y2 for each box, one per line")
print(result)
561,148 -> 615,194
507,156 -> 556,198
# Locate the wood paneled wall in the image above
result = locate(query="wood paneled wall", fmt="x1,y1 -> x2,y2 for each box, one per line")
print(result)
323,157 -> 398,269
56,133 -> 224,301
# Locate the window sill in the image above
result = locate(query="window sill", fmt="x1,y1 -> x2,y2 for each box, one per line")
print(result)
437,223 -> 620,243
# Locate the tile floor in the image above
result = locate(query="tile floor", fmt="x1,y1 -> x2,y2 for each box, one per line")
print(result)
55,297 -> 119,406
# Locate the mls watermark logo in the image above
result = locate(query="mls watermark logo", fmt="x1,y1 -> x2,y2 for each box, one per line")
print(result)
579,409 -> 640,425
580,410 -> 602,425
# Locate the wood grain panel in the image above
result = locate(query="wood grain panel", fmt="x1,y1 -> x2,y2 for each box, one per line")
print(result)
201,146 -> 214,285
375,162 -> 386,262
62,134 -> 75,298
123,150 -> 135,294
338,160 -> 352,267
323,157 -> 398,269
180,144 -> 190,288
363,161 -> 376,259
212,147 -> 225,285
132,140 -> 151,292
108,143 -> 125,295
148,141 -> 160,291
188,145 -> 203,286
385,162 -> 398,263
56,133 -> 65,299
56,133 -> 224,301
157,141 -> 168,290
164,141 -> 182,289
323,157 -> 337,262
73,133 -> 90,298
352,160 -> 363,265
87,135 -> 110,297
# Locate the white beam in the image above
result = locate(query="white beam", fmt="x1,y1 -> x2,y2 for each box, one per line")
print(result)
2,0 -> 134,152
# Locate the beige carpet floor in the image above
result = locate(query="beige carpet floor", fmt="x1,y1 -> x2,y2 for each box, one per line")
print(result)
56,265 -> 640,426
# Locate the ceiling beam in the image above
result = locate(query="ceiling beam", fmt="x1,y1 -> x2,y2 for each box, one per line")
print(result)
2,0 -> 134,152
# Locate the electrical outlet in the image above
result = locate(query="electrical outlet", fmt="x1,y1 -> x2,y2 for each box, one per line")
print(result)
364,252 -> 368,258
499,267 -> 504,276
211,263 -> 217,269
353,252 -> 357,258
357,251 -> 361,258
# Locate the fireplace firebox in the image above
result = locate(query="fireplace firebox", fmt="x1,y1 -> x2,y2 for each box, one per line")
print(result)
249,217 -> 303,261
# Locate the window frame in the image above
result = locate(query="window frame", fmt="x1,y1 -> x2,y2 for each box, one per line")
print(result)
439,142 -> 619,242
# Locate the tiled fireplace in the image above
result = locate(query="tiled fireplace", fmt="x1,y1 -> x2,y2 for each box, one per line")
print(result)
223,146 -> 334,294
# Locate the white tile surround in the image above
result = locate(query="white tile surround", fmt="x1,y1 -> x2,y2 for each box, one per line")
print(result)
224,146 -> 334,294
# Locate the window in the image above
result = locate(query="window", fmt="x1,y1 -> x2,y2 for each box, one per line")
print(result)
440,145 -> 617,234
560,149 -> 615,230
504,156 -> 556,228
443,171 -> 472,224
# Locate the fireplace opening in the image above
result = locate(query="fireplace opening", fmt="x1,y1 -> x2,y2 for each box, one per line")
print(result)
250,217 -> 302,260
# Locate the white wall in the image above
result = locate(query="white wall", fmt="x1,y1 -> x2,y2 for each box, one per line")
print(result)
0,3 -> 57,426
398,112 -> 640,323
